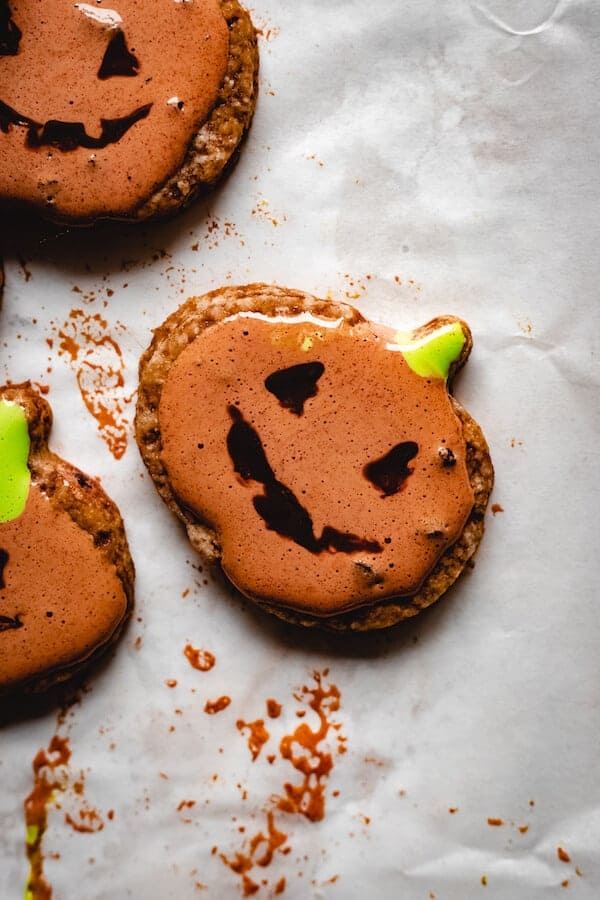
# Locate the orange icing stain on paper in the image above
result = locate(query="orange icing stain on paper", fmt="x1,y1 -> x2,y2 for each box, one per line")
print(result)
557,847 -> 571,863
53,309 -> 132,460
266,699 -> 282,718
204,696 -> 231,715
222,671 -> 344,896
221,811 -> 288,897
64,807 -> 104,834
276,671 -> 343,822
24,733 -> 109,898
24,735 -> 72,900
184,644 -> 216,672
341,272 -> 369,301
237,719 -> 270,761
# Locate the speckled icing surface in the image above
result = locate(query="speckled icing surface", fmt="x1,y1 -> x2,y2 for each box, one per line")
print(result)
158,312 -> 475,616
0,0 -> 229,218
0,483 -> 127,690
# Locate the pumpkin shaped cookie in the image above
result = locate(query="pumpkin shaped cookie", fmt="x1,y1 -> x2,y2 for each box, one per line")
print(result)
136,284 -> 493,631
0,0 -> 258,222
0,383 -> 134,694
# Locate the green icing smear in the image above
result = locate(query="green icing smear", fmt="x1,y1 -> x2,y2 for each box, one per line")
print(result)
0,399 -> 31,523
395,321 -> 466,379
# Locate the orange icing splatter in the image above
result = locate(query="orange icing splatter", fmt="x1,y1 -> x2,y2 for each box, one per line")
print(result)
177,800 -> 196,812
266,699 -> 282,718
487,817 -> 504,827
53,309 -> 132,459
24,734 -> 108,898
237,719 -> 270,761
222,671 -> 344,895
276,671 -> 342,822
221,812 -> 288,896
204,696 -> 231,715
184,644 -> 216,672
24,735 -> 71,900
64,807 -> 104,834
557,847 -> 571,863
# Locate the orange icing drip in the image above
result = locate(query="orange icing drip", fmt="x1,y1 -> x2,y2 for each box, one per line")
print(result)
266,699 -> 282,718
24,736 -> 72,900
23,733 -> 107,897
204,695 -> 231,715
183,643 -> 216,672
236,719 -> 270,761
54,308 -> 131,459
64,807 -> 104,834
275,672 -> 341,822
220,811 -> 288,896
222,671 -> 343,894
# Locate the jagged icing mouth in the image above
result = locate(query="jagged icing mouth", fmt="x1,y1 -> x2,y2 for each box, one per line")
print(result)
0,98 -> 152,152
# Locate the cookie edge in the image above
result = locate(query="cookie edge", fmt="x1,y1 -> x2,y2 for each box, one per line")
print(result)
0,382 -> 135,694
135,284 -> 494,631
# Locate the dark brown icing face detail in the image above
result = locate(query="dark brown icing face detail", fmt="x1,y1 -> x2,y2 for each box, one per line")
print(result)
0,98 -> 152,152
0,615 -> 23,632
0,1 -> 20,55
227,406 -> 382,555
0,548 -> 23,632
98,30 -> 140,80
0,547 -> 7,588
264,362 -> 325,416
364,441 -> 419,497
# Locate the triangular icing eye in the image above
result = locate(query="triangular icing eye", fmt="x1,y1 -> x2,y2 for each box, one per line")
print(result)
0,2 -> 22,55
98,29 -> 140,79
393,321 -> 466,379
0,400 -> 30,522
264,361 -> 325,415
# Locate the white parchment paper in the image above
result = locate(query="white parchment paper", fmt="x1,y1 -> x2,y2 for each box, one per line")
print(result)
1,1 -> 599,898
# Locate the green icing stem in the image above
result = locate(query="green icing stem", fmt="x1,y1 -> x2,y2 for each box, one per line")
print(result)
0,400 -> 31,523
396,321 -> 466,379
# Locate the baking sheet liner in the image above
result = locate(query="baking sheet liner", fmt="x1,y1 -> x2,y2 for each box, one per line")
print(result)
1,1 -> 599,897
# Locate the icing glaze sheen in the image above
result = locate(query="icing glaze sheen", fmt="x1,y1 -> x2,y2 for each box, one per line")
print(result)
0,0 -> 228,218
158,313 -> 475,616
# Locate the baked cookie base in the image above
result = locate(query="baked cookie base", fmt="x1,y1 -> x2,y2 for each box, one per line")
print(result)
0,383 -> 135,695
136,284 -> 494,632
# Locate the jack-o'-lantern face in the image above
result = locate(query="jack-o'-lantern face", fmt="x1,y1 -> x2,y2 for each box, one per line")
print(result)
0,0 -> 229,219
156,310 -> 477,618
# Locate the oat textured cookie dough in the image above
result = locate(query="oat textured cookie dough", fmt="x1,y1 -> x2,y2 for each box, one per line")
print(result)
0,383 -> 134,694
0,0 -> 258,223
136,285 -> 494,631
